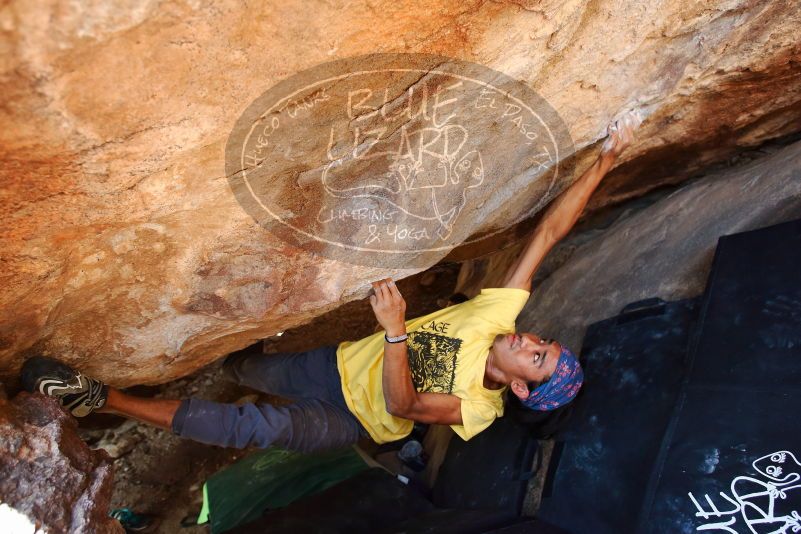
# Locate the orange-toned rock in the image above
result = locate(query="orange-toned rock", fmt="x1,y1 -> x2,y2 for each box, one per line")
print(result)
1,0 -> 799,385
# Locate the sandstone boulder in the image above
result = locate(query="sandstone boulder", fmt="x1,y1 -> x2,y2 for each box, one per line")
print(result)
1,0 -> 799,384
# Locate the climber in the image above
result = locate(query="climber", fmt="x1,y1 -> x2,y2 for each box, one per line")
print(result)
21,112 -> 641,451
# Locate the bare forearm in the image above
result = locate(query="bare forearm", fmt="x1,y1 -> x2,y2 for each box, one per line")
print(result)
370,278 -> 461,424
382,339 -> 418,416
502,153 -> 616,288
539,152 -> 615,241
502,113 -> 639,290
99,388 -> 181,430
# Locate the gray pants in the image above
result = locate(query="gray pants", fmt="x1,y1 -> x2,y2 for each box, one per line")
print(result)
171,345 -> 365,452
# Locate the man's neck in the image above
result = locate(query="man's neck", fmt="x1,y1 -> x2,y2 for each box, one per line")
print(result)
483,348 -> 508,389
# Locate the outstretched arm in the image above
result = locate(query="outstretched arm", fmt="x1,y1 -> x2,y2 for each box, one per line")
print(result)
502,113 -> 641,290
370,278 -> 463,425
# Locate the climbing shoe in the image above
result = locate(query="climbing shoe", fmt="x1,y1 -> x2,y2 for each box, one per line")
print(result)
109,508 -> 157,532
21,356 -> 108,417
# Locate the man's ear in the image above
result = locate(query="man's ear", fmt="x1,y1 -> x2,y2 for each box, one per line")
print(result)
510,379 -> 530,401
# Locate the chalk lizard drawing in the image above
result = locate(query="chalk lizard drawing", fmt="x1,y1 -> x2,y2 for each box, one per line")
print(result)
319,123 -> 484,241
688,450 -> 801,533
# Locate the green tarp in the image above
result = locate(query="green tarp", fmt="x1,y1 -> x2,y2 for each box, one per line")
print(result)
200,446 -> 369,533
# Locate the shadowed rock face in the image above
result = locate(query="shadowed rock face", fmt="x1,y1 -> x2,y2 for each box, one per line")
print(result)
516,140 -> 801,352
1,0 -> 800,385
0,393 -> 122,533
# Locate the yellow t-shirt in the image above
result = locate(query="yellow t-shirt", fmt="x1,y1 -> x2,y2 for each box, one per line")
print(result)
336,287 -> 531,444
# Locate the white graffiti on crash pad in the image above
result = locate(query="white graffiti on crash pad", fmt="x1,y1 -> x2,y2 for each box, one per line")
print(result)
688,450 -> 801,533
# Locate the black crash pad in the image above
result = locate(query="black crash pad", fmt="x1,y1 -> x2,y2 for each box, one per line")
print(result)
433,410 -> 540,514
537,297 -> 699,533
641,388 -> 801,533
638,219 -> 801,533
541,219 -> 801,534
687,218 -> 801,388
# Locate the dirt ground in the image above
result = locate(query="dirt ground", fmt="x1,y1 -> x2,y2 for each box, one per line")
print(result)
78,264 -> 462,533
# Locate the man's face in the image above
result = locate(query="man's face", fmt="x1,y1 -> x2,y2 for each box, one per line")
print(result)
491,332 -> 561,399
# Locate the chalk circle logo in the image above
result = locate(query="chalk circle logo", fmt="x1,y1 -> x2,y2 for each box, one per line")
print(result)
225,53 -> 573,268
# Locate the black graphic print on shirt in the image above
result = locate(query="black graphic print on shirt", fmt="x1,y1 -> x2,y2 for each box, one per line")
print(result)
406,330 -> 463,393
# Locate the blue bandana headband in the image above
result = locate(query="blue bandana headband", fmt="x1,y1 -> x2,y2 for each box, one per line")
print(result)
522,347 -> 583,411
